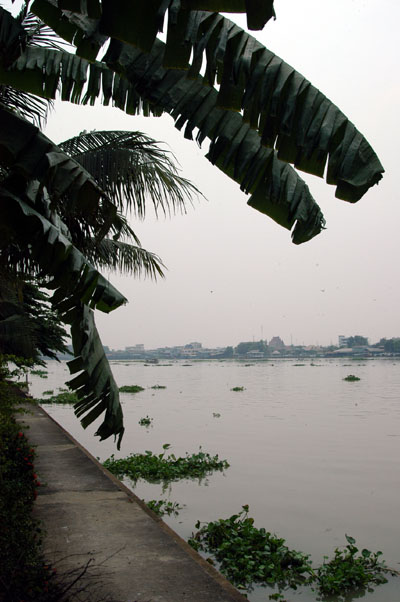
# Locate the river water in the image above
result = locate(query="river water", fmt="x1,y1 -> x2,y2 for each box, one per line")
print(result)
28,358 -> 400,601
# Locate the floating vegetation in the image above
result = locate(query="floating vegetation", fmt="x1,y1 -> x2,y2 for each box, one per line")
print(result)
39,391 -> 78,404
42,390 -> 54,395
146,499 -> 183,517
103,444 -> 229,483
293,363 -> 306,367
213,413 -> 221,418
58,387 -> 68,392
343,375 -> 361,382
119,385 -> 145,393
188,505 -> 313,590
188,509 -> 394,599
231,386 -> 245,392
315,535 -> 392,599
138,416 -> 153,427
31,369 -> 48,378
182,364 -> 192,367
150,385 -> 166,389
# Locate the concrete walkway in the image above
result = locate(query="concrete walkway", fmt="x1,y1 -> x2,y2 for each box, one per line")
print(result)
21,403 -> 246,602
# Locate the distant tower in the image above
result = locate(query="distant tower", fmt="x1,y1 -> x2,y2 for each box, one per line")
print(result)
338,335 -> 347,347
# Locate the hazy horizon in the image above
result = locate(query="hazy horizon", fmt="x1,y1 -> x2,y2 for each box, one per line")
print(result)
43,0 -> 400,351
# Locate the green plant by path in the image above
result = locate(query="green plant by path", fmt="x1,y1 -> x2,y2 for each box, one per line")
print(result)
146,499 -> 183,517
343,374 -> 361,381
103,444 -> 229,483
119,385 -> 145,393
188,506 -> 313,589
138,416 -> 153,427
0,376 -> 60,600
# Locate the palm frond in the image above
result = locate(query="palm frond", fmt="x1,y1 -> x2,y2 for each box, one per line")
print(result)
84,238 -> 165,278
0,84 -> 50,126
21,11 -> 73,51
59,130 -> 201,217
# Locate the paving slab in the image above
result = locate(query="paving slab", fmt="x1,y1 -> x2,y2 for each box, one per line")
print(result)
20,404 -> 246,602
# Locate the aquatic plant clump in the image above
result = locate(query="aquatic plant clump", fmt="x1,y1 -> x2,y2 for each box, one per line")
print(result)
231,386 -> 245,391
38,391 -> 78,404
150,385 -> 166,389
103,444 -> 229,483
315,535 -> 391,599
119,385 -> 145,393
138,416 -> 153,427
188,508 -> 394,599
146,499 -> 183,517
188,505 -> 313,589
31,369 -> 48,378
343,375 -> 361,382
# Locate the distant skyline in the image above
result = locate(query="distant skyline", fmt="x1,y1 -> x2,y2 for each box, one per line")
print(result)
43,0 -> 400,351
106,333 -> 397,353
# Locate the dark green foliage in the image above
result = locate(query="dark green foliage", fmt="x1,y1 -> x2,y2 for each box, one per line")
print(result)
146,499 -> 183,517
379,338 -> 400,353
188,506 -> 313,589
231,386 -> 245,391
236,341 -> 267,355
0,276 -> 69,365
119,384 -> 145,393
315,535 -> 391,599
343,374 -> 361,381
0,380 -> 60,601
150,384 -> 166,389
103,444 -> 229,483
346,336 -> 369,347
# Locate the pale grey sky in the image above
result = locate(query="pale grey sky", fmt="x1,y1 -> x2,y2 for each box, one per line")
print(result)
43,0 -> 400,349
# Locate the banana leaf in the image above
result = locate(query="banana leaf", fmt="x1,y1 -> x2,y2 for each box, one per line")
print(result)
2,42 -> 325,243
28,1 -> 383,205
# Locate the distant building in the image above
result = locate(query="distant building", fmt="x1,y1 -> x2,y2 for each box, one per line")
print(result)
338,335 -> 348,347
269,336 -> 285,349
185,342 -> 202,349
126,344 -> 145,352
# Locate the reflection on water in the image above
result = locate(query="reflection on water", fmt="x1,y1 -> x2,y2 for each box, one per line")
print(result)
29,359 -> 400,601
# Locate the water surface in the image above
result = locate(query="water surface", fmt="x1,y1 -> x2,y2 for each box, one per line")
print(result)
29,359 -> 400,601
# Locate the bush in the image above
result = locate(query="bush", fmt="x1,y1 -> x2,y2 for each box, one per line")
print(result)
0,380 -> 59,601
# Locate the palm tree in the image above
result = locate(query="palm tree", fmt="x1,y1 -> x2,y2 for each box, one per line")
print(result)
0,5 -> 202,444
0,108 -> 201,445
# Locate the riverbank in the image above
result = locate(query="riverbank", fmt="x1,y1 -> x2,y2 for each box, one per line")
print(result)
20,402 -> 246,602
